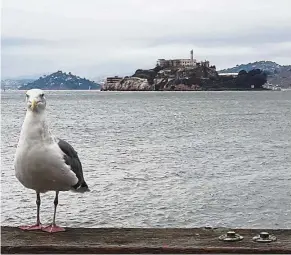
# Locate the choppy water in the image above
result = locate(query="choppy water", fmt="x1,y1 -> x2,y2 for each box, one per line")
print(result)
1,90 -> 291,228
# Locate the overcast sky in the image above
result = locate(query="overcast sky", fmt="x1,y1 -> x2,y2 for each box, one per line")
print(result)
2,0 -> 291,79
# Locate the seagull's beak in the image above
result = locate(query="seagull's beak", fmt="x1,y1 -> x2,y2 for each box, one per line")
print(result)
31,99 -> 37,111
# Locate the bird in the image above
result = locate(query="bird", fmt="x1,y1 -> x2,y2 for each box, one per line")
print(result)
14,88 -> 89,233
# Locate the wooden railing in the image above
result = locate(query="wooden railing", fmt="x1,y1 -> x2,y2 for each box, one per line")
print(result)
1,226 -> 290,254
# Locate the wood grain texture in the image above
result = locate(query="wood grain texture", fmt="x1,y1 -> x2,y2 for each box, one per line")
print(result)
1,226 -> 290,254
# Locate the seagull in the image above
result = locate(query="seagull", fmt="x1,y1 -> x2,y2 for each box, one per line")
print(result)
14,89 -> 89,233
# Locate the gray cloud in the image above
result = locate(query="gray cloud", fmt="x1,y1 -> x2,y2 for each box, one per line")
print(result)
1,0 -> 291,79
144,27 -> 291,48
1,37 -> 57,48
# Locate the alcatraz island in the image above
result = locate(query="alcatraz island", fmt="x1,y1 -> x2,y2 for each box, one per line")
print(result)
102,50 -> 268,91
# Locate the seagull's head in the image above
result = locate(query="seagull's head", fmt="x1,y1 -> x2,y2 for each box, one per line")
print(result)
25,89 -> 47,112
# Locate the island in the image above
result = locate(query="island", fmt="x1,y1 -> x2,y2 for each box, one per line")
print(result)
18,71 -> 101,90
101,51 -> 269,91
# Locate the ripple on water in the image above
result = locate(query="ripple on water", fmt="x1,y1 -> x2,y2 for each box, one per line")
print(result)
1,90 -> 291,228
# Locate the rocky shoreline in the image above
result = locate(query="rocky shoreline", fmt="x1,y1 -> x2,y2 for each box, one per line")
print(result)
101,65 -> 268,91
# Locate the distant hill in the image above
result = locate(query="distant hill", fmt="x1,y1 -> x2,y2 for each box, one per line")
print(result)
1,79 -> 35,90
18,71 -> 101,90
218,61 -> 291,88
267,66 -> 291,88
218,61 -> 282,73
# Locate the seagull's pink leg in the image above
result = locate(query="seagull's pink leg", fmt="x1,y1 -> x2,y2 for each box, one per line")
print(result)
19,192 -> 42,231
42,191 -> 66,233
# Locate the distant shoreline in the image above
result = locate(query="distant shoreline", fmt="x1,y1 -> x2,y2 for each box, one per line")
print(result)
4,88 -> 285,92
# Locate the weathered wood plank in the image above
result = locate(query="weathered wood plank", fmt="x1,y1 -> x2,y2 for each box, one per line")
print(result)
1,226 -> 291,254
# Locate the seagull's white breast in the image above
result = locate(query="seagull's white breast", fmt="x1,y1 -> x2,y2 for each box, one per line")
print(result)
14,111 -> 78,193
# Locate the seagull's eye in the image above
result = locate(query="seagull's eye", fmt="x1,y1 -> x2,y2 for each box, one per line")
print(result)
26,94 -> 29,98
40,93 -> 44,98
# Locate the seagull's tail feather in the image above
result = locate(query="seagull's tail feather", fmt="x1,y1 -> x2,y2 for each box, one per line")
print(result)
79,181 -> 90,192
71,181 -> 90,193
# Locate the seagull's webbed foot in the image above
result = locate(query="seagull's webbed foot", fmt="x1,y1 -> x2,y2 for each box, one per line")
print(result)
41,191 -> 65,233
19,192 -> 42,231
19,223 -> 42,231
42,224 -> 65,233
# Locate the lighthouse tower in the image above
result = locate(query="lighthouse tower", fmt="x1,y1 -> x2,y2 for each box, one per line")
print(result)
190,49 -> 194,66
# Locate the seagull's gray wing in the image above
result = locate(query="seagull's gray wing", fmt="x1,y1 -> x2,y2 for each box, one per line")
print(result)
57,138 -> 89,192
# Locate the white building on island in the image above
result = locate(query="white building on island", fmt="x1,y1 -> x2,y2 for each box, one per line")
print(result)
157,50 -> 214,69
